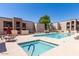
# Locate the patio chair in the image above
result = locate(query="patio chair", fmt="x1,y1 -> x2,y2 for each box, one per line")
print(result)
4,35 -> 17,42
0,31 -> 6,40
0,31 -> 17,42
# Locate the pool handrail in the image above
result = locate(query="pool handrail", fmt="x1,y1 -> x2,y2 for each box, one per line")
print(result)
28,44 -> 35,56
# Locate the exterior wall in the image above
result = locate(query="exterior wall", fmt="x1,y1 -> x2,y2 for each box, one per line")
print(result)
26,21 -> 35,33
64,20 -> 77,32
11,30 -> 18,35
21,30 -> 29,35
35,23 -> 38,32
36,23 -> 45,33
0,17 -> 35,34
0,17 -> 13,32
59,21 -> 67,31
50,23 -> 57,32
53,23 -> 58,30
0,19 -> 3,32
53,19 -> 78,33
76,20 -> 79,32
13,17 -> 23,34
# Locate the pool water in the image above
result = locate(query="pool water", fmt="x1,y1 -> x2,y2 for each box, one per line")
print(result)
18,40 -> 57,56
34,32 -> 72,39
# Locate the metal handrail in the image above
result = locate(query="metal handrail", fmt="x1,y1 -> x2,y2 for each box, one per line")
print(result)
28,44 -> 35,56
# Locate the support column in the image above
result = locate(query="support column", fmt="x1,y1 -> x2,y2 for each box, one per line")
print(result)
12,18 -> 15,30
0,20 -> 3,32
74,20 -> 77,32
70,21 -> 71,31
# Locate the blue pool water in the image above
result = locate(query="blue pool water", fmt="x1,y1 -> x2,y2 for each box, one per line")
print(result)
18,40 -> 57,56
34,32 -> 71,39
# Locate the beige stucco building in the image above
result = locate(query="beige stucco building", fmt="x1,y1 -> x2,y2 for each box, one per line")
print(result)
0,17 -> 79,34
35,23 -> 45,33
53,19 -> 79,33
0,17 -> 35,35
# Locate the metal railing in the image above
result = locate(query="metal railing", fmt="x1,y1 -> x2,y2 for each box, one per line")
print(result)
28,44 -> 35,56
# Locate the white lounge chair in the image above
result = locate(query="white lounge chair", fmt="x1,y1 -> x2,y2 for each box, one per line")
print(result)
4,35 -> 17,42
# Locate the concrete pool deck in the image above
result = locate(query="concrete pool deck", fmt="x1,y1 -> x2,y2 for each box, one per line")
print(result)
0,33 -> 79,56
0,41 -> 27,56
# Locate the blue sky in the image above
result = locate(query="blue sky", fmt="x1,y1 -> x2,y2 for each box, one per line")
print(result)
0,3 -> 79,23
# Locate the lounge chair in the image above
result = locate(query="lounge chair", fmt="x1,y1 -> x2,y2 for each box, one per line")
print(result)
0,31 -> 6,40
0,31 -> 17,42
4,35 -> 17,42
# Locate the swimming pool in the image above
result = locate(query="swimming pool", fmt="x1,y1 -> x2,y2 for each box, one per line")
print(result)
34,32 -> 72,39
18,40 -> 58,56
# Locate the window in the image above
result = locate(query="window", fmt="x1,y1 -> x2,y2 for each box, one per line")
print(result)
3,21 -> 12,27
71,26 -> 74,29
66,26 -> 70,30
67,22 -> 70,25
67,26 -> 70,28
77,21 -> 79,25
16,22 -> 20,27
22,23 -> 26,30
22,23 -> 26,28
71,26 -> 74,30
71,21 -> 74,24
76,26 -> 79,31
66,22 -> 70,30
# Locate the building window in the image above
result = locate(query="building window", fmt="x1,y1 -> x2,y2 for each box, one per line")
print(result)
76,25 -> 79,31
15,22 -> 21,30
77,21 -> 79,28
72,26 -> 74,28
77,21 -> 79,24
22,23 -> 26,30
3,21 -> 12,27
67,26 -> 70,28
67,22 -> 70,25
16,22 -> 20,27
71,21 -> 74,24
76,21 -> 79,31
71,26 -> 74,30
66,26 -> 70,30
66,22 -> 70,30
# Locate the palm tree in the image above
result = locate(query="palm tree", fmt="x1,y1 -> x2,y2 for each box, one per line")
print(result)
39,15 -> 51,31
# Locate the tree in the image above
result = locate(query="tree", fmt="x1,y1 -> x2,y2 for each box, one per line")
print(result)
39,15 -> 51,30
